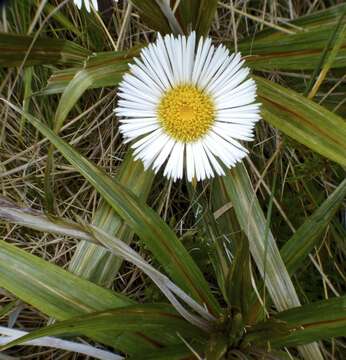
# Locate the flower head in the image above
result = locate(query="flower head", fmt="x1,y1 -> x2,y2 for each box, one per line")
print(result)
73,0 -> 98,12
116,32 -> 261,181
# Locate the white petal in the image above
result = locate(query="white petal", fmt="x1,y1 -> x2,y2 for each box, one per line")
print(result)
164,35 -> 180,85
153,137 -> 176,172
139,134 -> 169,169
213,122 -> 254,141
185,32 -> 196,82
120,118 -> 158,125
192,37 -> 212,84
213,69 -> 252,102
195,141 -> 213,179
138,47 -> 170,90
132,129 -> 163,150
164,142 -> 180,180
118,90 -> 158,106
116,109 -> 156,117
214,78 -> 256,108
156,34 -> 175,87
91,0 -> 98,11
198,45 -> 229,89
191,142 -> 205,181
194,44 -> 215,86
122,73 -> 161,98
117,99 -> 156,111
120,123 -> 160,138
74,0 -> 82,9
85,0 -> 91,12
129,64 -> 165,93
206,54 -> 243,94
201,141 -> 225,176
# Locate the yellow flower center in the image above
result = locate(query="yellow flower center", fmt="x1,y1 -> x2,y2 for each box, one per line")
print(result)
158,85 -> 215,142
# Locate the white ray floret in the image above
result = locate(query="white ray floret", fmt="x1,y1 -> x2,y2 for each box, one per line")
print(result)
73,0 -> 98,12
115,32 -> 261,181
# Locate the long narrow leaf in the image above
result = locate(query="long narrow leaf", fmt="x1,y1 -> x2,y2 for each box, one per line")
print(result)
0,196 -> 214,329
0,240 -> 155,353
256,76 -> 346,167
273,296 -> 346,347
0,326 -> 121,360
3,101 -> 220,316
218,164 -> 323,360
53,51 -> 134,130
0,33 -> 90,67
281,178 -> 346,274
130,0 -> 171,33
0,304 -> 204,351
69,153 -> 154,286
239,4 -> 346,70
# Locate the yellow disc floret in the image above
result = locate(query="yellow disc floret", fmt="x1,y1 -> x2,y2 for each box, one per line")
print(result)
158,85 -> 215,142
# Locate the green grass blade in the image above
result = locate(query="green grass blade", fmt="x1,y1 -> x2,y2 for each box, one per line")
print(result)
0,304 -> 204,351
0,195 -> 214,329
69,152 -> 154,286
305,11 -> 346,97
46,51 -> 132,218
0,240 -> 143,352
248,3 -> 346,40
256,76 -> 346,167
0,239 -> 176,354
239,5 -> 346,71
194,0 -> 218,36
4,101 -> 220,316
218,163 -> 323,360
273,296 -> 346,347
130,0 -> 171,33
43,49 -> 138,95
0,33 -> 90,67
219,165 -> 301,310
44,3 -> 83,38
175,0 -> 200,33
0,241 -> 130,318
281,178 -> 346,275
154,1 -> 183,35
54,51 -> 132,131
41,68 -> 80,94
226,236 -> 251,319
128,346 -> 199,360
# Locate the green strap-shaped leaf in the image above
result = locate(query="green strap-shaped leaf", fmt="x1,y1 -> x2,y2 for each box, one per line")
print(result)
194,0 -> 218,37
69,153 -> 154,287
0,241 -> 130,318
175,0 -> 200,33
256,76 -> 346,167
0,33 -> 90,67
239,4 -> 346,70
281,178 -> 346,275
128,346 -> 199,360
218,164 -> 323,360
0,240 -> 157,353
42,68 -> 81,95
0,304 -> 204,351
219,165 -> 302,311
5,102 -> 220,316
43,49 -> 139,95
54,51 -> 133,131
225,236 -> 251,319
273,296 -> 346,347
130,0 -> 171,33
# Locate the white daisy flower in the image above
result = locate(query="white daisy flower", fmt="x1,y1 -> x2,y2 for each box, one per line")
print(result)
115,32 -> 261,182
73,0 -> 98,12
